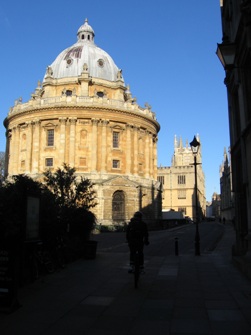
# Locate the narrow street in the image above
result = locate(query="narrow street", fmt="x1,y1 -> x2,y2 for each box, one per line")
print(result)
94,221 -> 225,256
1,222 -> 251,335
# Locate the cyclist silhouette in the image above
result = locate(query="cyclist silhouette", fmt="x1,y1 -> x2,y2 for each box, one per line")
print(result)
126,211 -> 149,273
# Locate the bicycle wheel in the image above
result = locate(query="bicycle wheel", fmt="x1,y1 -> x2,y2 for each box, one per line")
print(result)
43,251 -> 55,273
134,253 -> 140,289
45,260 -> 55,273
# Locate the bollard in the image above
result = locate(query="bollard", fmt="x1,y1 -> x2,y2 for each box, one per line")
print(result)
175,237 -> 179,256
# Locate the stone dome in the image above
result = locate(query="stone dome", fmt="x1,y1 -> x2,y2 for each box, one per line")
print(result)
44,19 -> 124,83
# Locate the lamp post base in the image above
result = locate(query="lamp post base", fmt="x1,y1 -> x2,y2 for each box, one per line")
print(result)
195,226 -> 200,256
195,241 -> 200,256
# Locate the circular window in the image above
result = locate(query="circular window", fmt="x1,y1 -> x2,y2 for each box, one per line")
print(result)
97,59 -> 104,67
66,58 -> 73,67
97,91 -> 104,98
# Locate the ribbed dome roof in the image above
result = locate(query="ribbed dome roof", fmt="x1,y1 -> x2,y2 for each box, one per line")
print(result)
44,19 -> 124,83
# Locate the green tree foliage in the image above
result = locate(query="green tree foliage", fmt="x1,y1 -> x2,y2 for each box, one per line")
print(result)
2,174 -> 42,219
43,164 -> 97,243
0,175 -> 56,236
43,163 -> 97,210
0,171 -> 97,266
0,175 -> 42,243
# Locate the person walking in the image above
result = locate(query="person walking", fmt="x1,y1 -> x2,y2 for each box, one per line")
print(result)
126,211 -> 149,273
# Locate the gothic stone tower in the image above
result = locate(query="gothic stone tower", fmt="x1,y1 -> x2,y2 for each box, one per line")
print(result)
158,135 -> 206,221
4,19 -> 161,226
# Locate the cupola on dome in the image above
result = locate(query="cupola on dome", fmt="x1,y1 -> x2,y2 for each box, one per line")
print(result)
44,19 -> 124,83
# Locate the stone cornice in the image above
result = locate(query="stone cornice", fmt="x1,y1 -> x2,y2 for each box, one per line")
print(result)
7,96 -> 157,119
6,104 -> 160,131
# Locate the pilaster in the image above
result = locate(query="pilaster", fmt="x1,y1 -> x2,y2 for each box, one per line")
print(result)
133,126 -> 138,175
91,119 -> 98,171
59,117 -> 67,165
145,130 -> 150,178
12,126 -> 19,174
101,120 -> 109,172
69,118 -> 77,167
148,134 -> 152,177
32,119 -> 41,173
153,135 -> 158,179
26,121 -> 32,173
126,124 -> 132,174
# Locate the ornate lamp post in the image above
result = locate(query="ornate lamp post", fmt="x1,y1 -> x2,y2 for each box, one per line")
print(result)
190,136 -> 201,256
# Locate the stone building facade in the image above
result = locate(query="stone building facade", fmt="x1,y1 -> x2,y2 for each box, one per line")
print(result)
157,135 -> 206,221
217,0 -> 251,261
4,19 -> 161,226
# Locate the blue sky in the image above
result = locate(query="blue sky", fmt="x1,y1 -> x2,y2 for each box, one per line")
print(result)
0,0 -> 228,201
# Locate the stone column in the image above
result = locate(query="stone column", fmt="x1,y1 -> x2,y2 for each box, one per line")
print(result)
17,126 -> 21,174
133,126 -> 138,175
153,136 -> 158,179
101,120 -> 109,172
91,119 -> 98,171
32,119 -> 40,173
59,118 -> 67,165
26,121 -> 32,173
4,130 -> 11,177
145,131 -> 150,178
11,126 -> 18,175
126,124 -> 132,174
149,134 -> 153,178
69,118 -> 77,167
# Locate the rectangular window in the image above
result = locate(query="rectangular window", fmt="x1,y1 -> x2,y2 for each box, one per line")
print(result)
178,175 -> 186,185
47,129 -> 54,147
79,157 -> 87,166
113,132 -> 119,148
158,176 -> 165,185
45,158 -> 53,167
178,190 -> 186,199
112,160 -> 120,169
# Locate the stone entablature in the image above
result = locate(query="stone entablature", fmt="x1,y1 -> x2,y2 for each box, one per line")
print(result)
8,96 -> 157,120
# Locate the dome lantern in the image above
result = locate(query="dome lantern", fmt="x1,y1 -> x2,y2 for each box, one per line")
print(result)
77,18 -> 95,43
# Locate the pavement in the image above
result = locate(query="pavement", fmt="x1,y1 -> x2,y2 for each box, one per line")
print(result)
1,223 -> 251,335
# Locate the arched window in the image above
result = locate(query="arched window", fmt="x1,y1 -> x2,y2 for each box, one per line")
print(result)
112,191 -> 125,222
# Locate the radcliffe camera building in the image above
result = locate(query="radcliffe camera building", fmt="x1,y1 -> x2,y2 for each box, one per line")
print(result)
157,135 -> 206,221
3,20 -> 161,226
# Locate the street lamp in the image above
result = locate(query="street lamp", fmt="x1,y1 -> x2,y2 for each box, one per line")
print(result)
190,135 -> 201,256
216,43 -> 236,69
